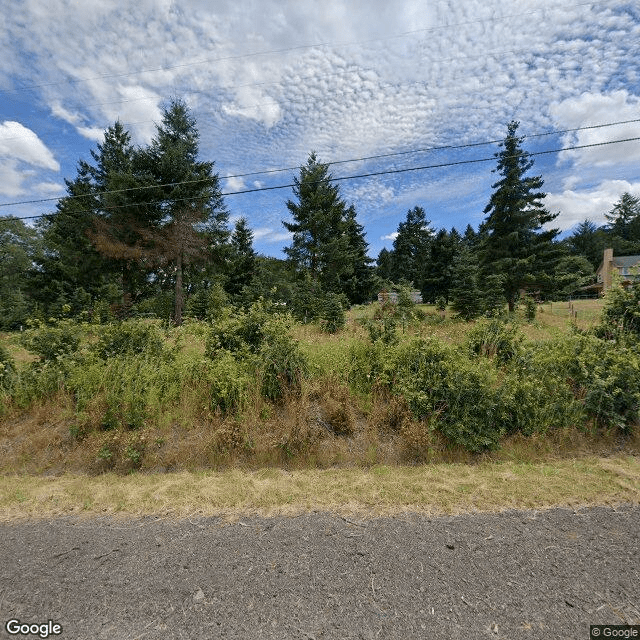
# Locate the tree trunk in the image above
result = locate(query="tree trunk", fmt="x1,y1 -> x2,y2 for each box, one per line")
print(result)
174,251 -> 183,326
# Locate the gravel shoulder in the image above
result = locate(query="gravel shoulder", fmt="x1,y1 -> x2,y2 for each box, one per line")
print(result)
1,505 -> 639,639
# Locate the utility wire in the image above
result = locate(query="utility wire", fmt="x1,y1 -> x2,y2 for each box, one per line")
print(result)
0,118 -> 638,210
2,135 -> 638,222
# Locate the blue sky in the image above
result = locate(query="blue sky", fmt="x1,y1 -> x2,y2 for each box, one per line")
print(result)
1,0 -> 640,259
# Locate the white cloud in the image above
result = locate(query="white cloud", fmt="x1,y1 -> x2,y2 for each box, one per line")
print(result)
225,176 -> 247,192
2,1 -> 640,244
252,227 -> 292,243
550,91 -> 640,168
381,231 -> 398,241
33,181 -> 65,195
0,121 -> 59,197
546,179 -> 640,230
0,121 -> 59,171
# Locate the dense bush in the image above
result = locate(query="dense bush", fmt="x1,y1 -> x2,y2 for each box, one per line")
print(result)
391,338 -> 505,452
598,278 -> 640,339
320,293 -> 346,333
568,334 -> 640,431
466,316 -> 523,364
206,301 -> 308,400
93,320 -> 166,360
0,345 -> 15,390
20,319 -> 80,362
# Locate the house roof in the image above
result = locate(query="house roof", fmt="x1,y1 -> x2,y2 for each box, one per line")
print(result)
612,255 -> 640,268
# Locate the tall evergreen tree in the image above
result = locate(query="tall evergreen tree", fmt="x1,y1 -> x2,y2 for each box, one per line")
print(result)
283,152 -> 355,297
85,120 -> 159,304
376,247 -> 394,282
461,223 -> 479,251
226,217 -> 256,299
422,228 -> 459,302
389,206 -> 433,290
340,205 -> 375,304
449,246 -> 483,320
144,100 -> 228,324
479,121 -> 560,311
34,163 -> 115,313
605,192 -> 640,244
0,218 -> 40,328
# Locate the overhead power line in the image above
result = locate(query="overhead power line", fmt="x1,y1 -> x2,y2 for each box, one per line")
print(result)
2,135 -> 638,223
0,118 -> 638,210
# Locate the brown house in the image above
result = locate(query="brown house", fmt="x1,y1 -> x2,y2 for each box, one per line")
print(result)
595,248 -> 640,293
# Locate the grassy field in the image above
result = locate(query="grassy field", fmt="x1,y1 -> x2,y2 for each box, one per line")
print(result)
1,296 -> 639,518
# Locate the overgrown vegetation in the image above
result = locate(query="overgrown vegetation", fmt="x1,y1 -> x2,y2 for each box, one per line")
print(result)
1,291 -> 639,474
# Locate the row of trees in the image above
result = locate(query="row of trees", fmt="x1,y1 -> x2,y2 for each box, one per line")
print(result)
1,101 -> 376,328
2,111 -> 640,330
375,122 -> 640,318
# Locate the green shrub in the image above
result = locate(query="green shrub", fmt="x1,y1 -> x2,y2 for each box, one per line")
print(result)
92,299 -> 114,324
205,301 -> 307,401
391,338 -> 505,452
523,295 -> 537,322
206,300 -> 280,358
569,335 -> 640,431
93,320 -> 166,360
347,339 -> 388,392
0,345 -> 15,389
598,277 -> 640,339
206,351 -> 250,413
20,319 -> 80,362
466,316 -> 523,365
320,293 -> 346,333
257,333 -> 308,401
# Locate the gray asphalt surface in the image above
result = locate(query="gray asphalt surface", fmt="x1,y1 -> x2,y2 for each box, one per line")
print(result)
1,505 -> 638,639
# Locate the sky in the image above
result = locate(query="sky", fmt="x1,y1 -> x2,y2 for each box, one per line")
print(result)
1,0 -> 640,259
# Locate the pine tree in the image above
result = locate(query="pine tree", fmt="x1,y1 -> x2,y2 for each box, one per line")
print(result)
449,246 -> 483,321
34,164 -> 115,314
340,205 -> 375,304
0,218 -> 40,328
84,121 -> 159,305
375,248 -> 394,289
144,100 -> 228,325
390,206 -> 433,290
605,192 -> 640,244
422,228 -> 459,302
226,217 -> 256,299
479,121 -> 560,311
283,152 -> 354,297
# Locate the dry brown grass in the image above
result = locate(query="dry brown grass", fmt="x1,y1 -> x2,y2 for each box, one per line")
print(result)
1,455 -> 638,520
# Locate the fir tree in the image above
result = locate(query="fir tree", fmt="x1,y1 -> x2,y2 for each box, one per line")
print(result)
144,100 -> 228,325
449,247 -> 483,321
390,206 -> 433,290
226,217 -> 256,300
422,228 -> 459,302
479,121 -> 560,311
85,120 -> 159,305
283,152 -> 359,298
34,164 -> 115,313
605,192 -> 640,244
340,205 -> 375,304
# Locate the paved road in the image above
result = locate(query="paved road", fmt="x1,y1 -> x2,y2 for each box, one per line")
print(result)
1,505 -> 638,639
